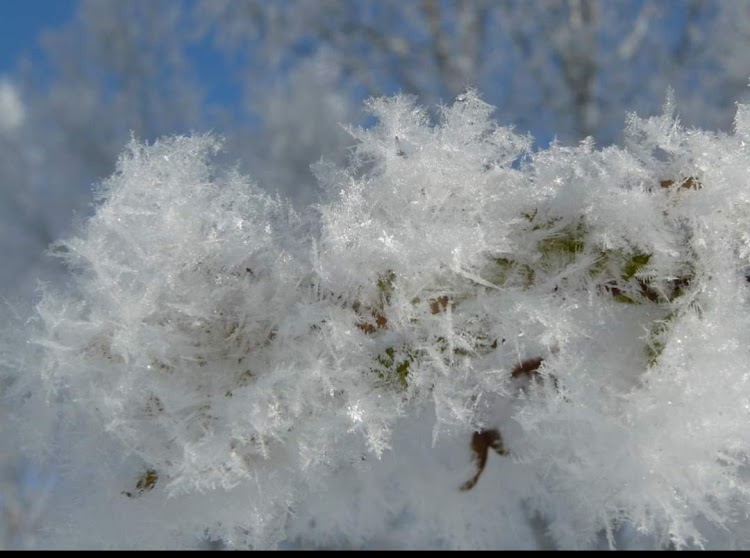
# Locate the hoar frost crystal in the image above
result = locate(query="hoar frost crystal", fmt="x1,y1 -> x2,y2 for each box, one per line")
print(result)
31,91 -> 750,549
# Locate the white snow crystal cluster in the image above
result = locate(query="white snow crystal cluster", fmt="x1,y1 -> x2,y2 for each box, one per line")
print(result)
27,90 -> 750,548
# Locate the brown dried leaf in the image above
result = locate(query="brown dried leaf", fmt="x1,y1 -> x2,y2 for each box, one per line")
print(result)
460,429 -> 508,491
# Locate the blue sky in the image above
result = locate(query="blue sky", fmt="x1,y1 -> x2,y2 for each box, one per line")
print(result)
0,1 -> 246,117
0,1 -> 76,74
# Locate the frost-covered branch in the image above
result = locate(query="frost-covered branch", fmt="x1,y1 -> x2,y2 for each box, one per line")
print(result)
20,90 -> 750,549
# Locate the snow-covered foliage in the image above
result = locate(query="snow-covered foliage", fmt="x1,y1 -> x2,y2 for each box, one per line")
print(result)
23,90 -> 750,549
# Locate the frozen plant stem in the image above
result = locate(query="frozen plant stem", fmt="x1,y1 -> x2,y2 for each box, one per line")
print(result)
25,90 -> 750,550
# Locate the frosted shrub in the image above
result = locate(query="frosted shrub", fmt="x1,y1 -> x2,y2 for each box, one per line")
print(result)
28,91 -> 750,548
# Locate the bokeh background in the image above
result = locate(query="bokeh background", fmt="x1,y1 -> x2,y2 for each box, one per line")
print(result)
2,0 -> 750,547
